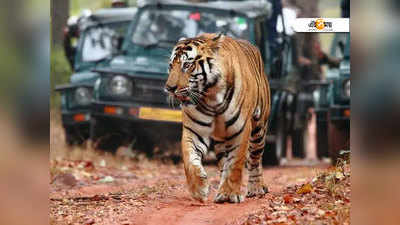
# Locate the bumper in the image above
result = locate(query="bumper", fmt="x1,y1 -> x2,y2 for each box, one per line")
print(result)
91,101 -> 183,142
61,111 -> 91,126
92,101 -> 182,124
329,105 -> 350,121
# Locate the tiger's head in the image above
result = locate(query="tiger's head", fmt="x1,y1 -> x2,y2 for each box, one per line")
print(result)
165,33 -> 224,106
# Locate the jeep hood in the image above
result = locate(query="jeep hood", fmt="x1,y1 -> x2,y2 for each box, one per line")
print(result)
70,71 -> 99,84
109,55 -> 168,76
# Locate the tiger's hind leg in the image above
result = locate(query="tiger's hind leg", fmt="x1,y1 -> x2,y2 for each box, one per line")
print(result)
246,125 -> 269,198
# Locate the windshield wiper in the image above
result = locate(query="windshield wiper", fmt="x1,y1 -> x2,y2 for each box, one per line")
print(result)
93,55 -> 112,67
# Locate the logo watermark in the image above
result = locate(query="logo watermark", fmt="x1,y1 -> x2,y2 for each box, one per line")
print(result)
293,18 -> 349,33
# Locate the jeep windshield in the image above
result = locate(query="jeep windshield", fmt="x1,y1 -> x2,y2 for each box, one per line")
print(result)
132,9 -> 250,48
81,22 -> 129,62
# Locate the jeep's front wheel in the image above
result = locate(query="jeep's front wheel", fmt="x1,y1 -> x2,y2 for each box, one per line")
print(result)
64,126 -> 86,146
275,112 -> 288,164
328,119 -> 350,165
90,117 -> 122,153
316,111 -> 329,159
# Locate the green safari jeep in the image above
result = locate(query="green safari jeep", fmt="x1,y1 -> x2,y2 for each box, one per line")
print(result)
314,33 -> 350,163
90,0 -> 278,153
55,8 -> 136,145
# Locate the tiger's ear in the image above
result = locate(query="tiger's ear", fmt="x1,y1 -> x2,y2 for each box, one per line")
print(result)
210,33 -> 224,52
178,37 -> 187,42
212,33 -> 224,42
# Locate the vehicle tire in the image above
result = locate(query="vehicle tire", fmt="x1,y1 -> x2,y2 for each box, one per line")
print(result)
65,130 -> 77,146
291,128 -> 306,158
262,143 -> 279,166
328,119 -> 350,165
90,117 -> 121,153
275,112 -> 288,163
316,112 -> 329,159
64,127 -> 85,146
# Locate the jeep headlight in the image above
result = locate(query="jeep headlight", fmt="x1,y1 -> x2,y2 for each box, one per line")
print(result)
75,87 -> 92,106
344,79 -> 350,97
109,75 -> 132,96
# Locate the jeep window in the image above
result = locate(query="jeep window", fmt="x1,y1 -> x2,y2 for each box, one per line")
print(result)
332,33 -> 350,60
132,9 -> 250,47
82,22 -> 129,62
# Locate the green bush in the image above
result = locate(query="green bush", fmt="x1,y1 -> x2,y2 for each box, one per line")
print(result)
50,45 -> 72,108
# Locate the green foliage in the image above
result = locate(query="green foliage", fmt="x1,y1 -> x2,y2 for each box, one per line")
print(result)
51,45 -> 72,108
70,0 -> 112,16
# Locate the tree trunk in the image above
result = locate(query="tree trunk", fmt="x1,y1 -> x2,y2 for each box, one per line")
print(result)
51,0 -> 70,46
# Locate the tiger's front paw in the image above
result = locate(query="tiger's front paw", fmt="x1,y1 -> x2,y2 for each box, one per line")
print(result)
214,191 -> 244,203
247,183 -> 268,198
214,181 -> 244,203
189,183 -> 209,202
186,167 -> 209,202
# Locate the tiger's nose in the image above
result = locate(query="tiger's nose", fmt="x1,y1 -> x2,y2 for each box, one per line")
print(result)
164,85 -> 177,93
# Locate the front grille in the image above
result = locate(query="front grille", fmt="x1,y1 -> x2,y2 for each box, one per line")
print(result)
101,75 -> 169,106
130,77 -> 168,105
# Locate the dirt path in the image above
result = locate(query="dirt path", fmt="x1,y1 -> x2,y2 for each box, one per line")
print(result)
50,159 -> 329,225
134,166 -> 327,225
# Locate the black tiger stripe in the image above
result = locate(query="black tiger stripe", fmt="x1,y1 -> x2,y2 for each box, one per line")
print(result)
250,148 -> 264,156
198,100 -> 216,114
193,144 -> 204,159
250,154 -> 262,160
225,145 -> 239,154
217,86 -> 234,107
226,123 -> 245,141
248,161 -> 259,168
213,139 -> 225,145
185,112 -> 212,127
196,39 -> 205,43
250,149 -> 263,159
184,126 -> 208,148
249,174 -> 261,178
251,126 -> 262,136
250,135 -> 264,144
204,76 -> 219,92
225,103 -> 242,128
198,60 -> 207,86
206,57 -> 213,70
225,155 -> 235,163
216,87 -> 234,115
192,72 -> 203,78
196,105 -> 215,116
216,152 -> 225,162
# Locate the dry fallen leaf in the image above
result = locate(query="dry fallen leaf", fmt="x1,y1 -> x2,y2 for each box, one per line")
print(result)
335,171 -> 345,180
283,194 -> 293,204
296,183 -> 313,194
98,176 -> 114,183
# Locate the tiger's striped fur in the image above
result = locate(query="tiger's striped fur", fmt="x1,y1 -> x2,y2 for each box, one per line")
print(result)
165,33 -> 271,203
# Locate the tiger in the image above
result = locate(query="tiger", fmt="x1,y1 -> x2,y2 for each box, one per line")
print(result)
165,33 -> 271,203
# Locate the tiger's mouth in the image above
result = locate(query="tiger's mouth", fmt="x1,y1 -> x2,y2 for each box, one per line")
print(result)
175,88 -> 196,106
165,86 -> 202,106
